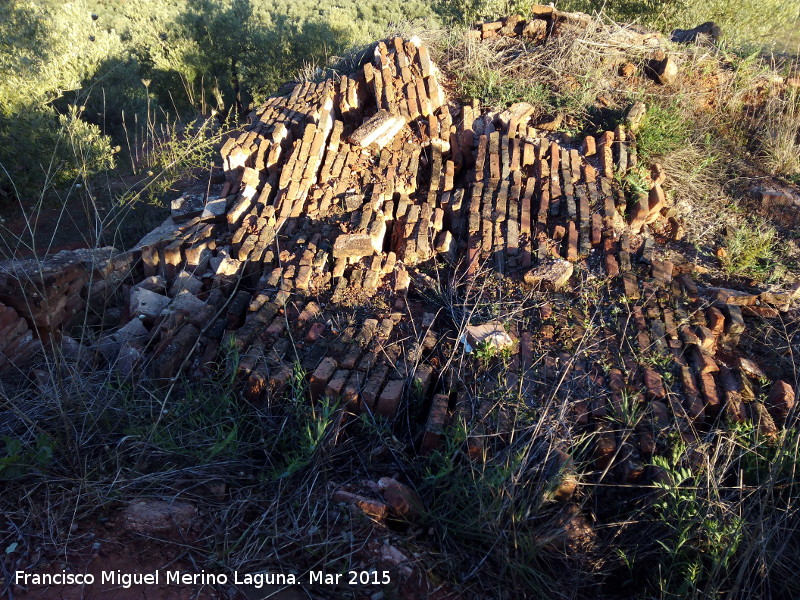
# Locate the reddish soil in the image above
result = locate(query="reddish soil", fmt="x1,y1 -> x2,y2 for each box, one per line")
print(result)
8,521 -> 218,600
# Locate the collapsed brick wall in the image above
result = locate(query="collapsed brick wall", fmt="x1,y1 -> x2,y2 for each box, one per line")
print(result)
0,248 -> 132,368
5,21 -> 796,494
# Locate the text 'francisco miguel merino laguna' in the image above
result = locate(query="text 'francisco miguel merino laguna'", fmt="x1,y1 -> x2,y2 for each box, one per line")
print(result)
16,569 -> 392,588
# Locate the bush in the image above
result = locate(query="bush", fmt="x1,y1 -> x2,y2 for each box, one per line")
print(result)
434,0 -> 533,25
456,63 -> 551,109
90,0 -> 439,114
720,219 -> 777,281
0,0 -> 118,199
0,106 -> 116,200
758,88 -> 800,177
635,99 -> 689,162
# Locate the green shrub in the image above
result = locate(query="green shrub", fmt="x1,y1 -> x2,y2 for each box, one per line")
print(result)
90,0 -> 439,113
0,105 -> 115,199
635,99 -> 688,162
456,65 -> 551,109
720,219 -> 777,281
758,88 -> 800,177
0,0 -> 118,199
434,0 -> 533,25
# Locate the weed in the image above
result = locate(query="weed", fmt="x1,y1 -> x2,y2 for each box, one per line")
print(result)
456,63 -> 551,109
636,99 -> 688,162
650,446 -> 743,597
0,433 -> 54,479
273,362 -> 339,479
608,390 -> 645,430
619,164 -> 650,197
473,339 -> 514,368
418,416 -> 573,594
758,88 -> 800,177
719,219 -> 777,282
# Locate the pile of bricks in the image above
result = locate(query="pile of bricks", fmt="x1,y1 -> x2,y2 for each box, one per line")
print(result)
41,30 -> 795,485
470,9 -> 663,46
0,247 -> 130,345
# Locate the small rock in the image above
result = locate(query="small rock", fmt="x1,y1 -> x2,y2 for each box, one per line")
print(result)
760,189 -> 799,210
135,275 -> 167,294
462,320 -> 514,353
498,102 -> 536,129
524,259 -> 573,291
171,191 -> 205,222
349,110 -> 406,149
377,544 -> 412,577
625,101 -> 647,133
332,489 -> 388,521
671,21 -> 721,44
129,288 -> 170,322
522,18 -> 548,42
169,270 -> 203,297
200,195 -> 229,221
646,51 -> 678,85
738,357 -> 766,380
122,499 -> 197,536
667,216 -> 685,241
619,62 -> 636,78
765,380 -> 795,427
210,250 -> 242,277
116,343 -> 143,376
378,477 -> 425,522
167,291 -> 206,315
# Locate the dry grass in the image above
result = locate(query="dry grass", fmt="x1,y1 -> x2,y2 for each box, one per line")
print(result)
438,15 -> 658,119
758,88 -> 800,177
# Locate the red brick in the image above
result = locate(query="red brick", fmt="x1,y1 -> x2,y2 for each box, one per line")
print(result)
698,372 -> 721,417
331,490 -> 388,521
305,322 -> 325,343
643,368 -> 666,400
420,394 -> 449,454
376,380 -> 404,418
594,429 -> 616,471
324,368 -> 349,399
766,380 -> 795,427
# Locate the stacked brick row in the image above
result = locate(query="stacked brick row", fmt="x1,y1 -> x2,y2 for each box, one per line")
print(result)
448,110 -> 641,279
0,248 -> 129,342
0,301 -> 40,369
471,8 -> 663,47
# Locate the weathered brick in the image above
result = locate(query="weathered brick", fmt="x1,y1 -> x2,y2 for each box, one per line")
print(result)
766,380 -> 795,427
420,394 -> 449,454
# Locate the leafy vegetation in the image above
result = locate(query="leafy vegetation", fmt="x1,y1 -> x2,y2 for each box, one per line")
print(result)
720,219 -> 778,281
635,99 -> 690,162
456,65 -> 551,110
